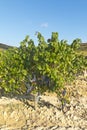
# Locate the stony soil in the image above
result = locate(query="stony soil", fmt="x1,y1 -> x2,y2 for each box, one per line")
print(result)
0,76 -> 87,130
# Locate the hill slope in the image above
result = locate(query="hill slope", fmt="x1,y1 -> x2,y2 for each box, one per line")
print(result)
78,43 -> 87,56
0,43 -> 12,50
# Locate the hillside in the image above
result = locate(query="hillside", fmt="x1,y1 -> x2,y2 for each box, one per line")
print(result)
80,43 -> 87,50
78,43 -> 87,56
0,43 -> 12,50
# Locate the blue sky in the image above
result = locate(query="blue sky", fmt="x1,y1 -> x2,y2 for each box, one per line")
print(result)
0,0 -> 87,46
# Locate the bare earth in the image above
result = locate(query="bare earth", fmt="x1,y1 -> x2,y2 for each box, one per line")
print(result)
0,76 -> 87,130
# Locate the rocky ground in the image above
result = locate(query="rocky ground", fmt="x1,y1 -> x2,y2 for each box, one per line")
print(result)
0,76 -> 87,130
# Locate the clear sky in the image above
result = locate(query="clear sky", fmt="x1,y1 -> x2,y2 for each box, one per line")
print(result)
0,0 -> 87,47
